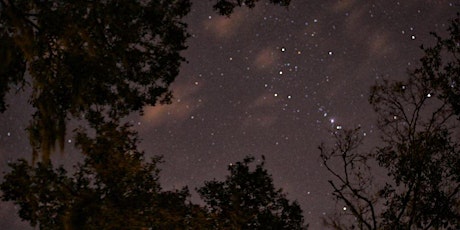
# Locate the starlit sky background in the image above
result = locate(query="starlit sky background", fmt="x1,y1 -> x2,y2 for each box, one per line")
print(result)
0,1 -> 458,229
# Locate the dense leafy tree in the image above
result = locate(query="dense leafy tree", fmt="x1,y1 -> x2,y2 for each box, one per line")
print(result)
0,0 -> 191,161
320,15 -> 460,229
0,0 -> 293,163
0,1 -> 294,229
197,156 -> 307,229
1,120 -> 206,229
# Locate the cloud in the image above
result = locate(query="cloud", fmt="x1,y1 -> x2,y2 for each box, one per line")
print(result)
204,11 -> 245,38
141,82 -> 203,127
242,114 -> 278,128
251,93 -> 277,107
368,32 -> 393,56
332,0 -> 359,12
254,48 -> 279,69
241,93 -> 279,128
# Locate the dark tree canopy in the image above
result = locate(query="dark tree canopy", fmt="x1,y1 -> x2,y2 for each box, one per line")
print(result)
416,15 -> 460,115
0,1 -> 300,229
0,0 -> 293,163
197,156 -> 307,230
0,0 -> 191,161
1,121 -> 205,229
321,14 -> 460,230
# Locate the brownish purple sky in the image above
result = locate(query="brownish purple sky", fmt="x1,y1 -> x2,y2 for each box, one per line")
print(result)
0,1 -> 458,229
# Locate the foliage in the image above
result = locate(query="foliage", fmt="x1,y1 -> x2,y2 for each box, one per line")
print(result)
197,156 -> 307,230
0,0 -> 293,163
1,121 -> 204,229
0,0 -> 191,161
2,138 -> 306,229
0,33 -> 26,112
212,0 -> 291,16
321,15 -> 460,230
416,14 -> 460,116
1,159 -> 72,229
0,1 -> 296,229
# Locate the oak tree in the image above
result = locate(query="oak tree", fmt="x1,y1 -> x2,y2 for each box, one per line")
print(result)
0,0 -> 191,161
0,1 -> 294,229
1,120 -> 205,229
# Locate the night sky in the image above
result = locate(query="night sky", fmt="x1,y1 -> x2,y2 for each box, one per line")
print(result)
0,1 -> 458,229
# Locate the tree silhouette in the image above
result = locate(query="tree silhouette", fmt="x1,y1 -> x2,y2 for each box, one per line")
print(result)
0,1 -> 294,229
0,0 -> 191,161
320,15 -> 460,229
197,156 -> 307,229
0,0 -> 294,163
319,129 -> 379,230
1,120 -> 206,229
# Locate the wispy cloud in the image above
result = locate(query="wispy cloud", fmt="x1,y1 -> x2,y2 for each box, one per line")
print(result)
203,11 -> 245,38
254,48 -> 279,69
142,82 -> 203,127
241,93 -> 279,128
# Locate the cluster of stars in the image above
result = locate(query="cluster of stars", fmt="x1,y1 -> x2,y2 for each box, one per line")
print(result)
1,1 -> 456,229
